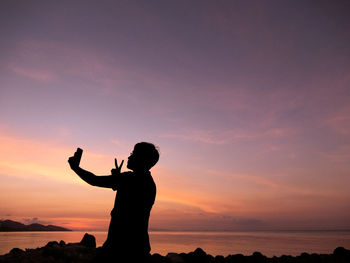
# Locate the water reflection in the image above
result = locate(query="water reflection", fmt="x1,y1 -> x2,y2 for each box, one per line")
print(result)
1,231 -> 350,257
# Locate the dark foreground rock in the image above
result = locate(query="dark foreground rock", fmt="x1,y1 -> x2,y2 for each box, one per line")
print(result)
0,233 -> 349,263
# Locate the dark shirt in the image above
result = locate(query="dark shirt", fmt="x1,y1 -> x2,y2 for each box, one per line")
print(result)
103,171 -> 156,256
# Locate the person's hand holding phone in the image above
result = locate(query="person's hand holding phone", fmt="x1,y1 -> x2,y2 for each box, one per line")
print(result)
68,148 -> 83,170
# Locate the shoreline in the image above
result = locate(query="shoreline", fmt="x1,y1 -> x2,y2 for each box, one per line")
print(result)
0,233 -> 349,263
3,229 -> 350,235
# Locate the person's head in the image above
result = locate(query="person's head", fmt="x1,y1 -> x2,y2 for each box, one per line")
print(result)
127,142 -> 159,171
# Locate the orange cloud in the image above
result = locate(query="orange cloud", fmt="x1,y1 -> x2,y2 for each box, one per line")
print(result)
0,132 -> 115,184
1,130 -> 350,231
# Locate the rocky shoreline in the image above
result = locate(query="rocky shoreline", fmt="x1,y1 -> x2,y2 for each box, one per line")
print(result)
0,233 -> 349,263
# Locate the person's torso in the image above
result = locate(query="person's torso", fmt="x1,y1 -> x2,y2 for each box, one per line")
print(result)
111,171 -> 156,228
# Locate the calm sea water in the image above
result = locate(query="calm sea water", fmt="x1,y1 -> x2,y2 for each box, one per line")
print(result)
1,231 -> 350,257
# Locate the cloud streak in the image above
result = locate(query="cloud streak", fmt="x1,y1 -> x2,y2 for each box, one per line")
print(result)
10,65 -> 57,82
161,127 -> 299,145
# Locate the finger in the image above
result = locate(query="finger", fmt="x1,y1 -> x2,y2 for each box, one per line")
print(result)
115,158 -> 118,168
119,160 -> 124,170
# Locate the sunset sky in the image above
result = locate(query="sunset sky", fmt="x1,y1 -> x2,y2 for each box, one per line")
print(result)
1,0 -> 350,231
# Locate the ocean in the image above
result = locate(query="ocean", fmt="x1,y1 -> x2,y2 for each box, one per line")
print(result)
1,230 -> 350,257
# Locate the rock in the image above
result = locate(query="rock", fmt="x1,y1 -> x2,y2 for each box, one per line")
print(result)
251,251 -> 267,262
59,240 -> 66,246
214,255 -> 225,263
80,233 -> 96,248
193,247 -> 206,257
166,252 -> 184,263
45,241 -> 59,247
334,246 -> 350,256
9,248 -> 24,254
225,253 -> 245,262
1,241 -> 350,263
42,245 -> 65,259
151,253 -> 171,263
183,248 -> 214,263
279,254 -> 293,262
333,246 -> 350,262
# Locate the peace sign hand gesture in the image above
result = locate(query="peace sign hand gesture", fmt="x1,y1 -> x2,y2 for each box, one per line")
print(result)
111,158 -> 124,176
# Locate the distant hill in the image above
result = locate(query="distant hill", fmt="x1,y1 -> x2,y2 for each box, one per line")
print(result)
0,220 -> 71,231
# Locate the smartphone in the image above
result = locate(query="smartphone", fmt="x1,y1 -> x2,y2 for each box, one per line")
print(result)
75,148 -> 83,164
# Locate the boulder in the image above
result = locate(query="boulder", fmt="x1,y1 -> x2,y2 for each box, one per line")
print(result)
166,252 -> 184,263
59,240 -> 66,246
251,251 -> 267,262
45,241 -> 59,247
9,248 -> 24,255
214,255 -> 225,263
333,246 -> 350,261
151,253 -> 171,263
80,233 -> 96,248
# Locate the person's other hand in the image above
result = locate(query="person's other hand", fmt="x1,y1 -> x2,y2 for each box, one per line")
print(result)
111,158 -> 124,176
68,148 -> 83,170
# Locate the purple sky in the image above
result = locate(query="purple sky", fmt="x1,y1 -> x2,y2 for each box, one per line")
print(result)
1,0 -> 350,230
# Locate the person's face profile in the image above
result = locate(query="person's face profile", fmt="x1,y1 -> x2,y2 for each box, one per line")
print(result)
127,151 -> 134,169
127,148 -> 139,169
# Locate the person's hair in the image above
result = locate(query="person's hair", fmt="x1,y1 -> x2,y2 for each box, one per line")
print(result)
134,142 -> 159,169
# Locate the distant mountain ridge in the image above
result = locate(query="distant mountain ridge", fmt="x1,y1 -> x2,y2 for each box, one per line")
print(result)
0,220 -> 71,231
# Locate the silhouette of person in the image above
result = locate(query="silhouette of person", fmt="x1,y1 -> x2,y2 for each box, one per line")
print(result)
68,142 -> 159,262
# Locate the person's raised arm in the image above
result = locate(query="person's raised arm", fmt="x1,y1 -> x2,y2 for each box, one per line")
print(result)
68,148 -> 124,189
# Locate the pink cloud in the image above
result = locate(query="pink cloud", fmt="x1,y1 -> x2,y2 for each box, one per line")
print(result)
326,106 -> 350,135
161,127 -> 299,145
9,65 -> 57,82
9,39 -> 167,98
321,145 -> 350,163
